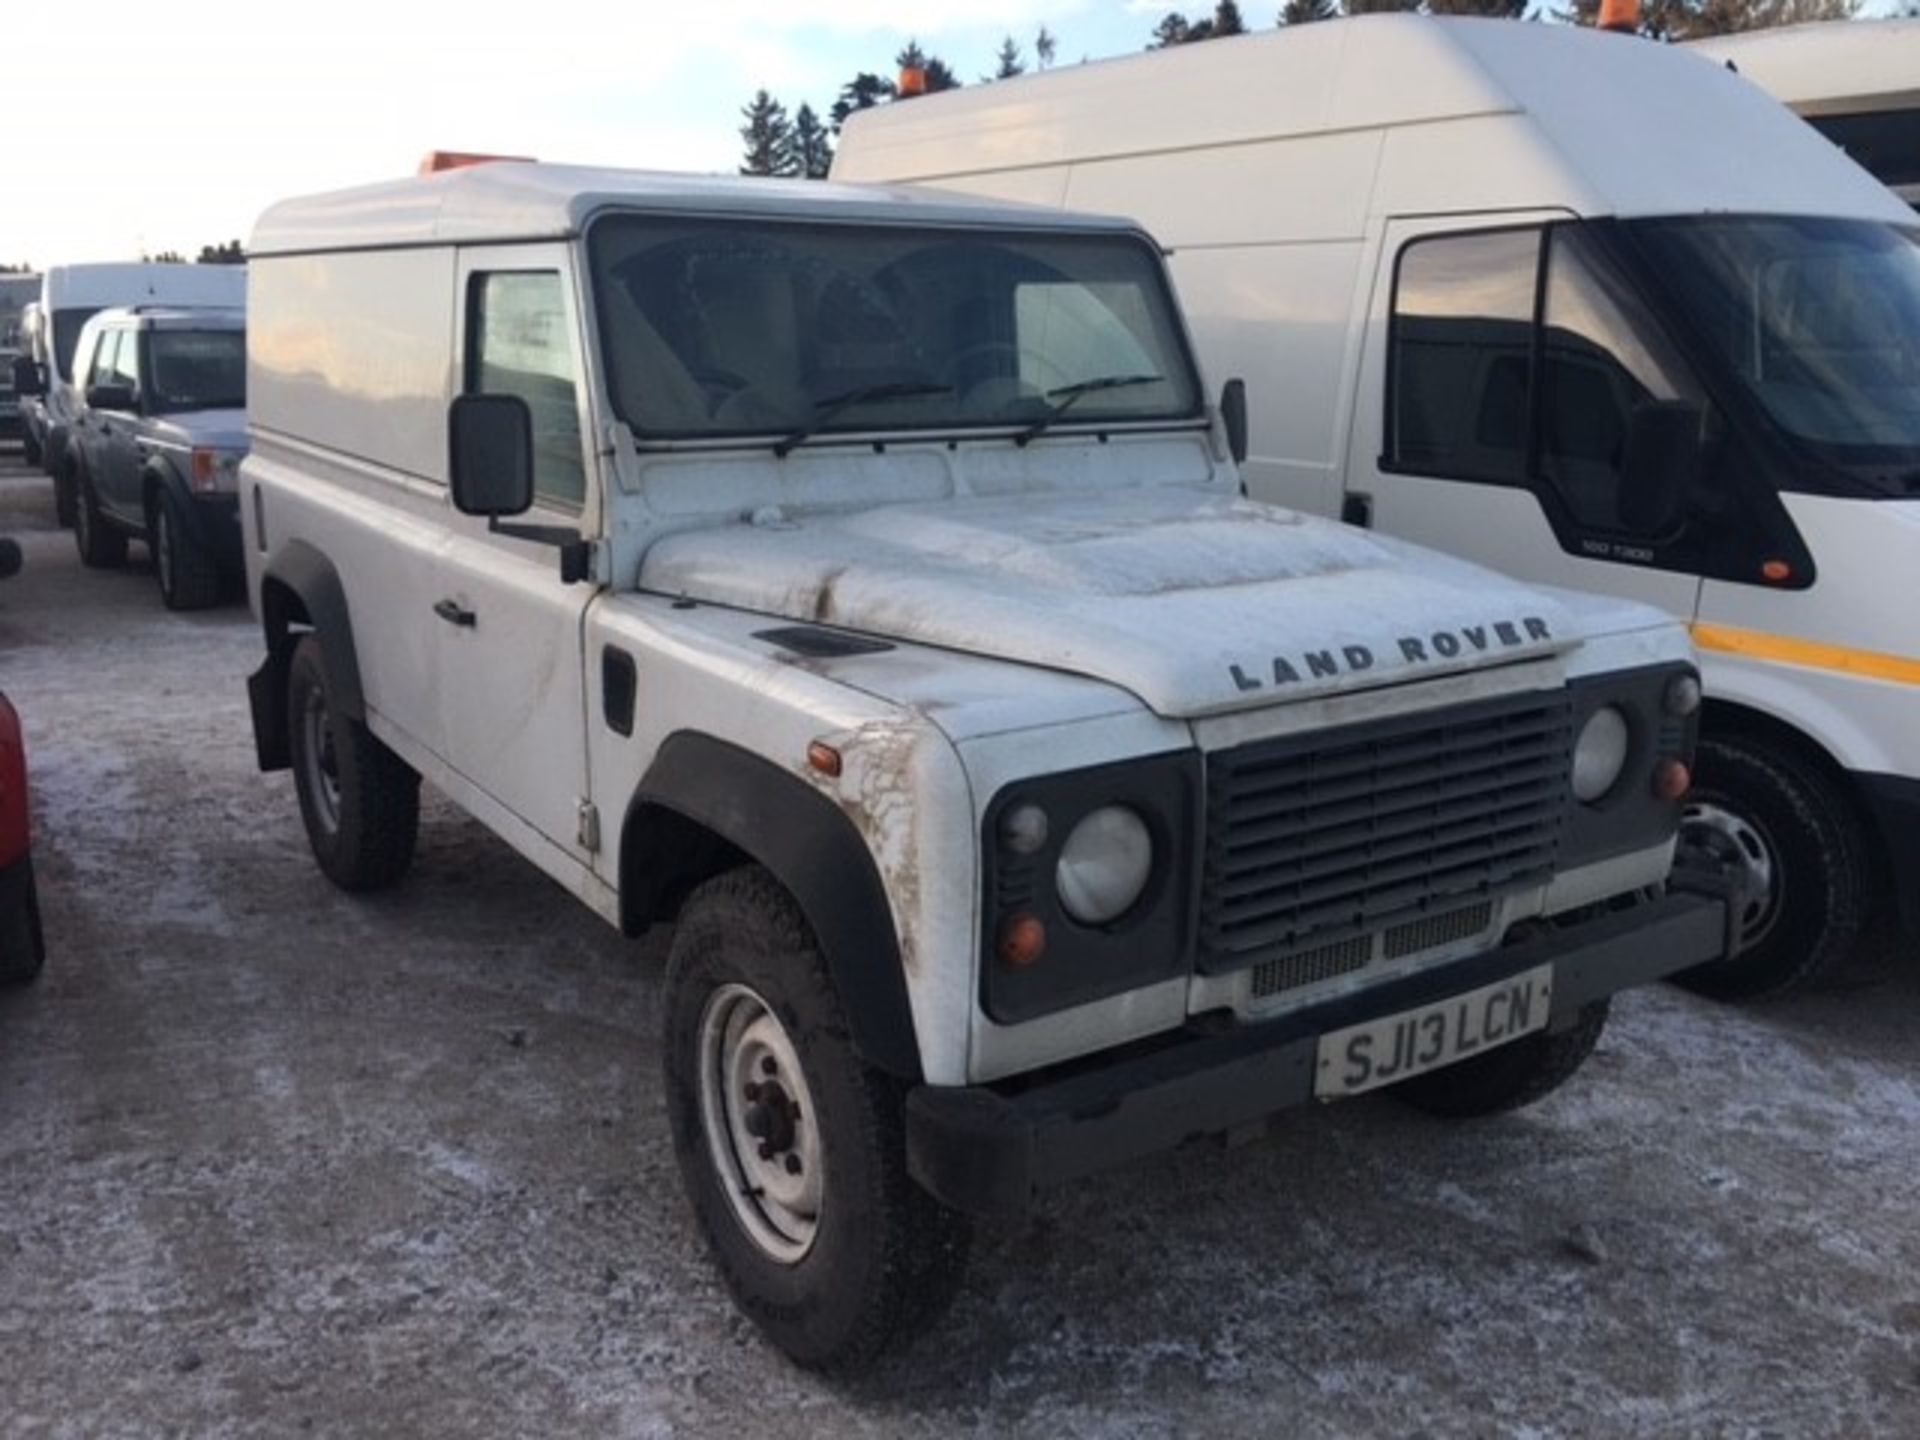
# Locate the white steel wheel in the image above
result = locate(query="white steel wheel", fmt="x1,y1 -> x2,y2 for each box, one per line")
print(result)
697,982 -> 824,1264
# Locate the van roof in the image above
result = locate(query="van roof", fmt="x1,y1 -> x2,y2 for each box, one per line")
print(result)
247,162 -> 1146,257
835,14 -> 1907,226
1689,18 -> 1920,117
42,263 -> 246,310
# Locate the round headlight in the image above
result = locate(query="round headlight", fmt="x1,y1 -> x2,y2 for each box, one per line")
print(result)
1573,707 -> 1631,803
1056,806 -> 1153,925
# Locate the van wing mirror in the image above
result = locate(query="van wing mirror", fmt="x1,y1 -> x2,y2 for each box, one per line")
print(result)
1619,400 -> 1703,537
12,354 -> 44,398
86,383 -> 137,412
449,393 -> 535,519
1220,378 -> 1249,467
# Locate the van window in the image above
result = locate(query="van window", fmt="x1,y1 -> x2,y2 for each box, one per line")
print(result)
468,272 -> 586,509
1539,227 -> 1708,534
1387,229 -> 1539,485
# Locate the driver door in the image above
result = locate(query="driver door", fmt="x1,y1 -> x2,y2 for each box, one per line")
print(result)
433,243 -> 599,875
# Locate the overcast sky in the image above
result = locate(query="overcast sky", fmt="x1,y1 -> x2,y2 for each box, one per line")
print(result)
8,1 -> 1297,267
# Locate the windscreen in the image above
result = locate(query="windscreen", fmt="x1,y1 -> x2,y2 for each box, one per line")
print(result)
588,216 -> 1200,441
147,329 -> 246,412
1632,216 -> 1920,478
52,307 -> 102,382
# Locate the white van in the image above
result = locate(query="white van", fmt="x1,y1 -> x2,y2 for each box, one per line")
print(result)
242,160 -> 1721,1368
1691,20 -> 1920,207
836,14 -> 1920,1000
13,263 -> 245,520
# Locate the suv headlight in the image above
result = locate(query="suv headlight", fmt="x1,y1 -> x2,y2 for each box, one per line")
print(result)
1572,706 -> 1630,803
1057,806 -> 1154,924
980,752 -> 1199,1024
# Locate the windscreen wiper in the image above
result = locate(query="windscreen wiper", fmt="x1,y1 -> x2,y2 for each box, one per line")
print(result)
772,381 -> 955,458
1014,373 -> 1164,447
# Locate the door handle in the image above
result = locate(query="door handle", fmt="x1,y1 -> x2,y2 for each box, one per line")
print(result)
433,598 -> 476,628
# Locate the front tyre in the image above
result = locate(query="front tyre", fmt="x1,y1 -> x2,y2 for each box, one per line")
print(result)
1674,734 -> 1876,1000
663,867 -> 971,1373
72,467 -> 125,569
151,489 -> 221,611
1394,1000 -> 1609,1119
286,635 -> 418,891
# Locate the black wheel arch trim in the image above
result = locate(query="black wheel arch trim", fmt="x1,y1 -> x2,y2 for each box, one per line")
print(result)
623,731 -> 922,1080
247,540 -> 365,773
141,460 -> 223,550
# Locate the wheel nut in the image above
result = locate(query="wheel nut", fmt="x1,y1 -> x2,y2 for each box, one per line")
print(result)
758,1143 -> 775,1161
760,1056 -> 777,1077
744,1082 -> 761,1102
784,1154 -> 802,1176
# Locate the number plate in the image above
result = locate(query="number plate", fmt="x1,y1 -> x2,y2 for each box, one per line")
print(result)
1313,964 -> 1554,1101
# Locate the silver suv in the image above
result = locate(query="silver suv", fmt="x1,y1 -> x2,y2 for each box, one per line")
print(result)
67,305 -> 246,609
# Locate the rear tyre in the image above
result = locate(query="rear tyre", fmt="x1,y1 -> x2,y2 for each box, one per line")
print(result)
286,635 -> 418,891
0,861 -> 46,987
1673,734 -> 1877,1000
21,428 -> 41,469
663,866 -> 971,1374
1395,1000 -> 1609,1118
72,467 -> 125,568
151,490 -> 221,611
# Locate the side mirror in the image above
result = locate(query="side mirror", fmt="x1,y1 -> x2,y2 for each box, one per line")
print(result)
1619,400 -> 1703,537
85,383 -> 137,412
12,354 -> 44,398
449,393 -> 534,519
1220,377 -> 1249,466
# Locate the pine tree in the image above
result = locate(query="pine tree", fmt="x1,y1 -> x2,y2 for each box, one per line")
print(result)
1150,13 -> 1193,46
1559,0 -> 1856,33
1213,1 -> 1248,34
830,72 -> 895,133
895,40 -> 962,94
1280,0 -> 1337,19
792,104 -> 832,179
992,36 -> 1026,79
1035,25 -> 1058,68
739,90 -> 796,177
1426,0 -> 1529,15
1343,0 -> 1421,12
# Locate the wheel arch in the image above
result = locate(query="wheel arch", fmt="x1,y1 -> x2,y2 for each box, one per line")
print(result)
622,731 -> 922,1081
246,540 -> 365,772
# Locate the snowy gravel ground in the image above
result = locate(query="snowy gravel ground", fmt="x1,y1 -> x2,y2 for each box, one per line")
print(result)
1,446 -> 1917,1438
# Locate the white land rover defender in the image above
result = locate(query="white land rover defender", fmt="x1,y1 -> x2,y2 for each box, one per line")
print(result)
242,163 -> 1729,1371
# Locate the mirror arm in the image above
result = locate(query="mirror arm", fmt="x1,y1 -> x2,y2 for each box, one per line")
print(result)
486,517 -> 591,584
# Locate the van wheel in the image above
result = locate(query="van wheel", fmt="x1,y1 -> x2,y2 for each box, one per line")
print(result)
72,468 -> 125,568
286,635 -> 418,891
151,490 -> 220,610
1673,734 -> 1876,1000
1395,1000 -> 1609,1118
21,428 -> 41,469
662,867 -> 971,1374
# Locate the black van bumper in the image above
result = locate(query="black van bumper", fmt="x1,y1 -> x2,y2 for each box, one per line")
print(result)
905,891 -> 1726,1217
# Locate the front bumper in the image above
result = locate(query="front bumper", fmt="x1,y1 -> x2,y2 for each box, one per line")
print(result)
1857,770 -> 1920,937
906,891 -> 1725,1216
187,493 -> 244,571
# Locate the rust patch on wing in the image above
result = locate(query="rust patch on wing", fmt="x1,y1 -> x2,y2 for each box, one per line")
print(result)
805,716 -> 926,977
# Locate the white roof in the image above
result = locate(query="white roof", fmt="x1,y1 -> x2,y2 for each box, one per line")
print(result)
1688,19 -> 1920,116
247,162 -> 1144,256
837,15 -> 1908,225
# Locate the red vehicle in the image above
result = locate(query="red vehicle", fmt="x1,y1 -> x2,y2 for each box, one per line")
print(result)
1,539 -> 44,985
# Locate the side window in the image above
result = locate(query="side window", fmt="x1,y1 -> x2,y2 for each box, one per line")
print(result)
468,272 -> 586,509
115,329 -> 142,391
1387,228 -> 1540,485
1538,227 -> 1706,534
83,331 -> 116,389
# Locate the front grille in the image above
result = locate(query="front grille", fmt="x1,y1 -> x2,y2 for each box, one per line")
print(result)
1200,691 -> 1572,976
1246,901 -> 1498,1000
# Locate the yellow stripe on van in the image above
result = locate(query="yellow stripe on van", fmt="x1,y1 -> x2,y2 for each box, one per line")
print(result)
1690,623 -> 1920,687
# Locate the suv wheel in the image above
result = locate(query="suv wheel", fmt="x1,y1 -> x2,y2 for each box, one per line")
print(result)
72,467 -> 126,568
663,866 -> 971,1373
151,490 -> 221,610
286,636 -> 419,891
1394,999 -> 1609,1118
1673,734 -> 1882,1000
